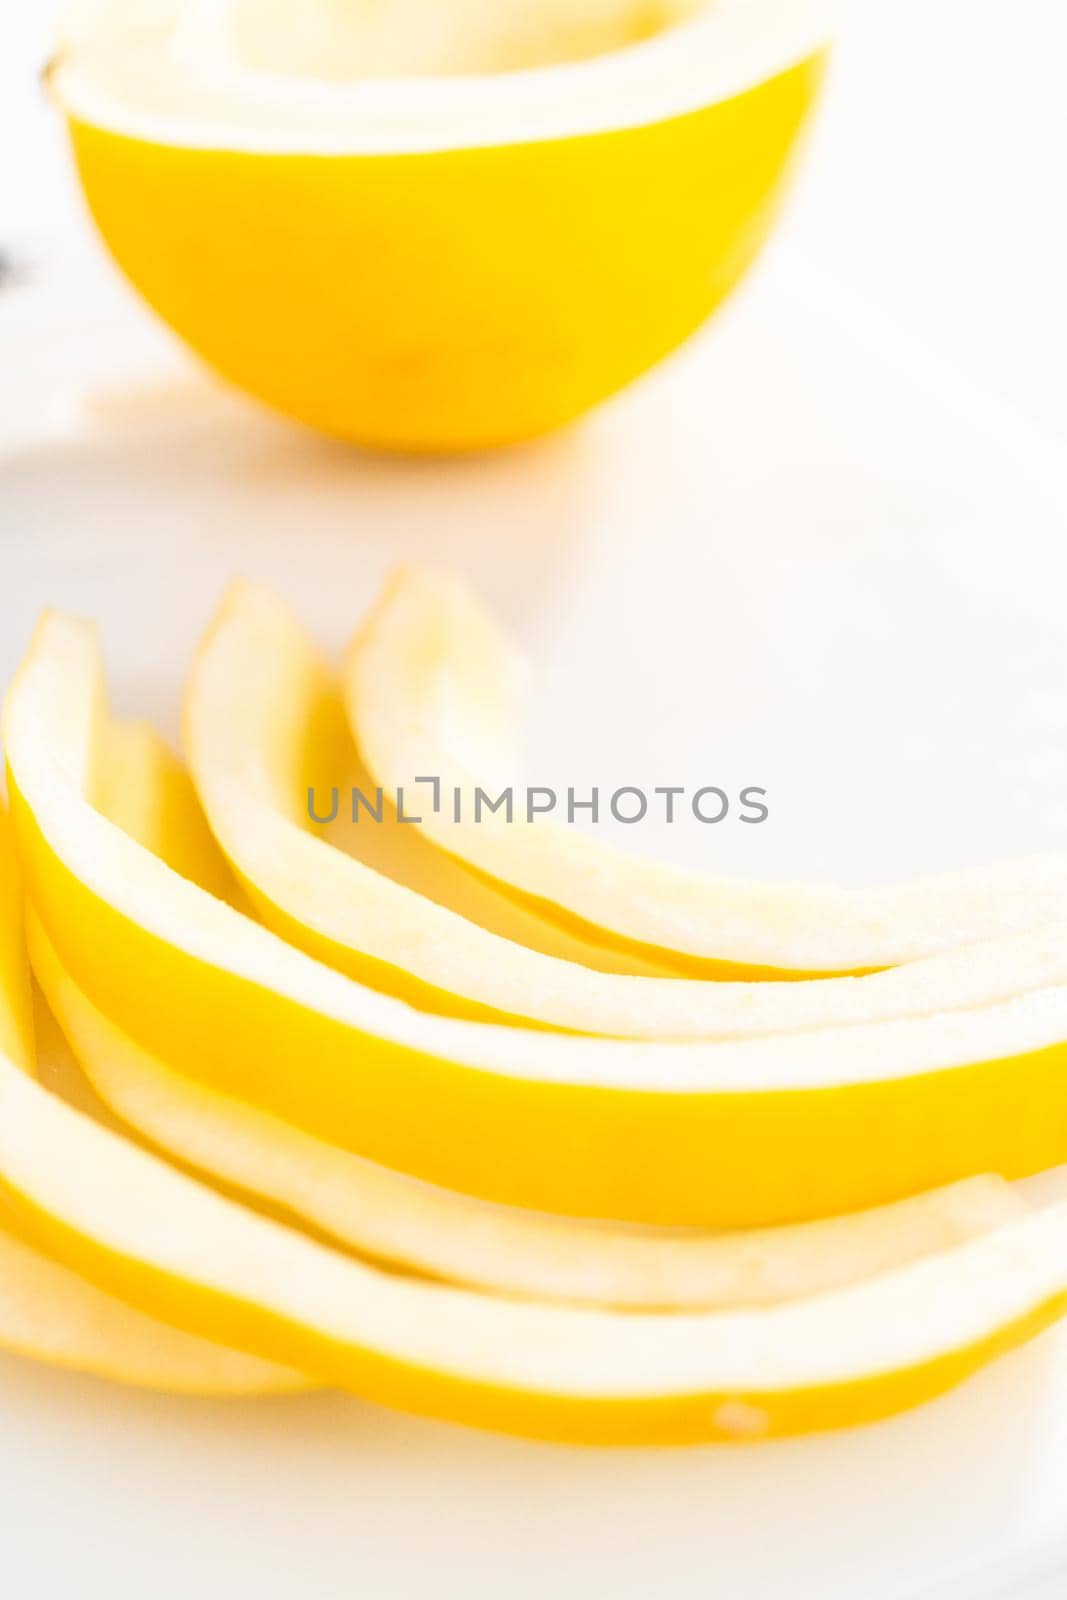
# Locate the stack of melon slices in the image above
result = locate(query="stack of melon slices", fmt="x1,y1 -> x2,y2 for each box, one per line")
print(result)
3,569 -> 1067,1443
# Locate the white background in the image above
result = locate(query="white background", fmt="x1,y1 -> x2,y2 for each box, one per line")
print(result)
3,6 -> 1067,1600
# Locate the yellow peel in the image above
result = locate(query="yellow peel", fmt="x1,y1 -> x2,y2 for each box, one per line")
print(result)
1,812 -> 1066,1442
0,1206 -> 311,1396
0,800 -> 35,1071
11,782 -> 1063,1444
4,1029 -> 1067,1443
10,659 -> 1067,1441
191,581 -> 1067,1039
33,905 -> 1030,1312
97,719 -> 246,909
345,567 -> 1067,978
10,611 -> 1067,1229
74,716 -> 1036,1308
0,806 -> 310,1395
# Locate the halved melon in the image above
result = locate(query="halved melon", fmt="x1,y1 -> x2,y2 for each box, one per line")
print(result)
190,581 -> 1067,1039
0,806 -> 310,1396
13,611 -> 1067,1228
50,0 -> 829,450
346,566 -> 1067,977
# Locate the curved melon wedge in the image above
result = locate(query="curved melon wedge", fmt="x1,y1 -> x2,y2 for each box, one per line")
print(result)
5,1033 -> 1067,1442
0,806 -> 309,1396
0,794 -> 35,1070
188,582 -> 1067,1039
12,610 -> 1067,1229
96,717 -> 246,910
345,567 -> 1067,980
0,1206 -> 313,1396
32,908 -> 1031,1312
78,717 -> 1034,1308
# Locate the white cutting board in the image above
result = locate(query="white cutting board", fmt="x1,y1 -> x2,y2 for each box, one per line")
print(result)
1,236 -> 1066,1600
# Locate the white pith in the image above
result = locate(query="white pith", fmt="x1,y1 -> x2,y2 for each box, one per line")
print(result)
53,0 -> 835,154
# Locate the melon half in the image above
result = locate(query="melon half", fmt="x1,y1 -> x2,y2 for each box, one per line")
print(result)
51,0 -> 830,450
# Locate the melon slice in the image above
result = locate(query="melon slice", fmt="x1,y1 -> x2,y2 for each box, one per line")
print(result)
10,611 -> 1067,1229
5,817 -> 1067,1442
345,567 -> 1067,979
186,582 -> 1067,1039
48,723 -> 1025,1316
50,0 -> 829,450
0,1206 -> 311,1396
0,798 -> 35,1070
97,717 -> 246,909
13,1048 -> 1067,1447
34,906 -> 1032,1312
2,1010 -> 1067,1441
70,715 -> 1036,1309
0,806 -> 309,1396
109,710 -> 644,976
7,1010 -> 1067,1447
